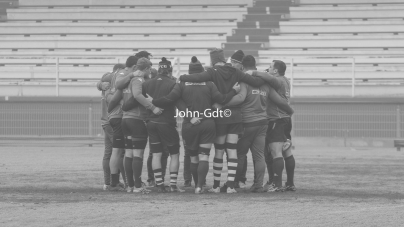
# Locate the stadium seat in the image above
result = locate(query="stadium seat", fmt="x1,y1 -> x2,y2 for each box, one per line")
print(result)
18,0 -> 252,7
0,22 -> 236,36
296,0 -> 404,5
259,49 -> 404,57
6,8 -> 247,21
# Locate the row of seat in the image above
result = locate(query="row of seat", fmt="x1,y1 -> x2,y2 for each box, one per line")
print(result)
296,0 -> 404,5
0,22 -> 236,36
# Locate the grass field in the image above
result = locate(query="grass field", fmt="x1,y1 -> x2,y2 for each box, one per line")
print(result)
1,144 -> 403,227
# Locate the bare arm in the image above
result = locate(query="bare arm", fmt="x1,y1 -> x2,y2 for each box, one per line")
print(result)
224,82 -> 247,107
268,88 -> 294,115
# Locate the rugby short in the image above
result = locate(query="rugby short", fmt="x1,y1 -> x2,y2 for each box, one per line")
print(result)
216,122 -> 243,137
122,118 -> 148,139
182,119 -> 216,156
147,121 -> 180,154
266,117 -> 292,144
109,118 -> 125,149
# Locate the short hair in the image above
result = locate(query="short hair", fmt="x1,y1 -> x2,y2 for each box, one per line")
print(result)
113,64 -> 125,72
126,56 -> 139,68
272,60 -> 286,76
135,51 -> 152,59
241,55 -> 256,69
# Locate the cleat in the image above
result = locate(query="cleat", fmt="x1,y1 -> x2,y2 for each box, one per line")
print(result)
141,181 -> 147,189
117,182 -> 125,189
170,185 -> 185,193
148,180 -> 156,188
220,184 -> 228,193
250,186 -> 265,193
109,185 -> 125,192
227,187 -> 237,194
208,187 -> 221,193
238,181 -> 247,189
195,187 -> 203,194
267,186 -> 286,192
285,183 -> 297,192
234,182 -> 240,189
282,139 -> 292,152
133,187 -> 151,194
263,181 -> 275,191
103,184 -> 111,191
183,180 -> 192,188
127,186 -> 134,193
157,185 -> 168,193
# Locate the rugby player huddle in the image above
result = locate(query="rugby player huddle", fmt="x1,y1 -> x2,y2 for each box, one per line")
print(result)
96,48 -> 296,194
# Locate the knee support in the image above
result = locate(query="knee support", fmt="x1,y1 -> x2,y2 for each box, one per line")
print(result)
225,142 -> 237,150
198,147 -> 211,156
167,144 -> 180,155
214,143 -> 225,150
132,139 -> 147,150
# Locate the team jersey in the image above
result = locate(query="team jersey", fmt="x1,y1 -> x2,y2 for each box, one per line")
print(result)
266,76 -> 291,120
152,81 -> 237,123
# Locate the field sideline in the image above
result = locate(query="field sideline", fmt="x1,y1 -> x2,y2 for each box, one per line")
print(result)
1,144 -> 403,226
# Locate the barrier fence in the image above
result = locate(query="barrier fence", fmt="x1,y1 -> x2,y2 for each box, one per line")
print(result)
0,97 -> 402,139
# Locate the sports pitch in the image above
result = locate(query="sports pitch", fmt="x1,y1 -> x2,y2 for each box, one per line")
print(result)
1,144 -> 403,226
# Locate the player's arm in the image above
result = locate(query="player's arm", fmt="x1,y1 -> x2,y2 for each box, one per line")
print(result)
175,98 -> 187,112
268,88 -> 294,115
223,82 -> 247,107
237,69 -> 265,88
131,78 -> 156,110
152,83 -> 182,107
209,82 -> 237,105
115,72 -> 133,90
252,71 -> 282,90
179,70 -> 213,83
97,73 -> 112,91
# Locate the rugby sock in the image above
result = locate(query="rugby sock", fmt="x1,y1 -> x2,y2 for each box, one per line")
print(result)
190,162 -> 199,187
227,158 -> 238,189
213,158 -> 223,188
118,157 -> 126,185
161,152 -> 168,181
102,158 -> 111,185
170,172 -> 178,186
197,161 -> 209,188
133,157 -> 143,188
273,157 -> 284,188
147,153 -> 154,182
183,153 -> 192,182
124,157 -> 134,187
111,173 -> 119,187
266,153 -> 274,184
153,168 -> 164,186
284,155 -> 295,186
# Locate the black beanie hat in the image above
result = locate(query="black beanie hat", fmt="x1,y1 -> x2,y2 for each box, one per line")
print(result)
230,50 -> 245,64
158,57 -> 172,74
188,56 -> 204,74
210,48 -> 226,66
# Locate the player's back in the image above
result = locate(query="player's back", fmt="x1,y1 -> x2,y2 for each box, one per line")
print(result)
267,76 -> 290,120
241,83 -> 270,123
180,81 -> 216,118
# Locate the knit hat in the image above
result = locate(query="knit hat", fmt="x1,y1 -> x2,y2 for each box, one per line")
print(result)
158,57 -> 172,74
230,50 -> 245,64
136,57 -> 152,71
210,48 -> 226,66
188,56 -> 204,74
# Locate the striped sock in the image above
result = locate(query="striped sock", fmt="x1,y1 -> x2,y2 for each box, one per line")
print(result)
170,172 -> 178,186
227,158 -> 238,189
213,158 -> 223,188
153,168 -> 164,186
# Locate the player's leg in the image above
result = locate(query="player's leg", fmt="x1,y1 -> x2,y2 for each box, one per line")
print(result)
282,117 -> 296,191
249,125 -> 268,193
239,157 -> 248,188
234,128 -> 252,190
108,118 -> 125,191
131,119 -> 148,193
264,122 -> 274,191
189,149 -> 199,188
225,133 -> 240,192
196,144 -> 211,193
210,134 -> 226,192
268,119 -> 287,192
147,122 -> 165,192
183,143 -> 193,187
121,119 -> 134,192
146,152 -> 155,187
102,124 -> 113,190
161,147 -> 169,185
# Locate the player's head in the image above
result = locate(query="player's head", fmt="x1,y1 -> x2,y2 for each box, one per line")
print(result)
137,57 -> 152,77
158,57 -> 173,76
134,51 -> 152,60
241,55 -> 257,71
230,50 -> 244,70
188,56 -> 204,74
210,48 -> 226,66
269,60 -> 286,76
113,64 -> 125,72
125,56 -> 139,69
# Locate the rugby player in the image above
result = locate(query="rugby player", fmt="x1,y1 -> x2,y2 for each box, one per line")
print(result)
248,60 -> 296,192
152,56 -> 240,194
221,56 -> 294,192
97,64 -> 125,190
179,48 -> 278,193
142,57 -> 184,193
119,57 -> 161,193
